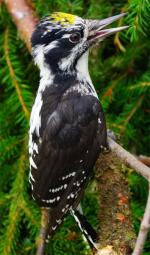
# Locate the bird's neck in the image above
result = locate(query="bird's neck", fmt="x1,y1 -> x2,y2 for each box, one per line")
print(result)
76,51 -> 93,86
37,51 -> 97,98
76,51 -> 98,98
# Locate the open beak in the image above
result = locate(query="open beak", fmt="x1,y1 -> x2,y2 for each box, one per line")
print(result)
87,13 -> 128,44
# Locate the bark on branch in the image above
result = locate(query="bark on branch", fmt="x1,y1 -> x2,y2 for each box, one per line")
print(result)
108,137 -> 150,181
3,1 -> 150,255
4,0 -> 38,52
95,152 -> 136,254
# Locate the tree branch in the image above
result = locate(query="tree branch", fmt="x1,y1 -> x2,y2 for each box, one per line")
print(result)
36,208 -> 50,255
108,137 -> 150,181
3,0 -> 38,52
95,152 -> 136,254
132,184 -> 150,255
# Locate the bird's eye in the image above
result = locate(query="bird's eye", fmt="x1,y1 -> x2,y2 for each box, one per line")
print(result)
69,32 -> 81,43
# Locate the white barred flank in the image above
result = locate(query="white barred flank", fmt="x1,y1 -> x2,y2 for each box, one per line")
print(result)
49,183 -> 68,193
61,172 -> 76,180
41,196 -> 60,204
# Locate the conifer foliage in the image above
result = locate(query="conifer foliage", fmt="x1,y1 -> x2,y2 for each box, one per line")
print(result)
0,1 -> 150,254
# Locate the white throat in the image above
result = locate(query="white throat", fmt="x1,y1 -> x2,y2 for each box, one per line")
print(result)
76,51 -> 91,81
76,51 -> 98,98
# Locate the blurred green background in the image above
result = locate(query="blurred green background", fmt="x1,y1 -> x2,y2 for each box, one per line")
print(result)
0,0 -> 150,254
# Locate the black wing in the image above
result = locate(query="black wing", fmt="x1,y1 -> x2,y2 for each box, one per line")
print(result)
29,93 -> 107,235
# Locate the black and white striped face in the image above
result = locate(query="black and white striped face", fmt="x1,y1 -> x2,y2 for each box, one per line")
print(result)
31,12 -> 88,72
31,12 -> 127,73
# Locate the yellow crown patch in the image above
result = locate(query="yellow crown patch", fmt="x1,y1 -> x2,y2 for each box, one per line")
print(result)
50,12 -> 77,25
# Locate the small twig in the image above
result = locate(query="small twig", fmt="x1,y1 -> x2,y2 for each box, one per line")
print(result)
114,32 -> 126,52
4,28 -> 30,120
114,6 -> 127,52
132,184 -> 150,255
36,208 -> 50,255
108,137 -> 150,181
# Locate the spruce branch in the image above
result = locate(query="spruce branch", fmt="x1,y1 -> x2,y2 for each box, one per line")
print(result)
0,153 -> 27,255
4,28 -> 30,120
129,82 -> 150,90
0,193 -> 12,206
102,71 -> 128,101
20,200 -> 39,228
120,96 -> 144,134
127,0 -> 150,41
0,136 -> 20,161
2,207 -> 21,255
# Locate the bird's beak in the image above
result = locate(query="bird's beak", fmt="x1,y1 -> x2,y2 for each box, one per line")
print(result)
87,13 -> 128,44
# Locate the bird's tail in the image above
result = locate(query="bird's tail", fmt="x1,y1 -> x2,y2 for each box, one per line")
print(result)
70,207 -> 99,250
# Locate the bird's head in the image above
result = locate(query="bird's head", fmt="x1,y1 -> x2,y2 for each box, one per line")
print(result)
31,12 -> 127,73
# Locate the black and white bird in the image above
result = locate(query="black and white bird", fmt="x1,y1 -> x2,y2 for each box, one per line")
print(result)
29,12 -> 127,249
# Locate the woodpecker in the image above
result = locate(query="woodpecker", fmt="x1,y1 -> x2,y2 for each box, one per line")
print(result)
29,12 -> 127,249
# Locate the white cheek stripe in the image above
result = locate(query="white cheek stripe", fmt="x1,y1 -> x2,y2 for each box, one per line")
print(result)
58,41 -> 81,71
